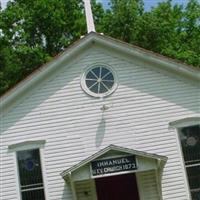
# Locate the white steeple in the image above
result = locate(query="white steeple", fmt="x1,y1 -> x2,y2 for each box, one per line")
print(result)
83,0 -> 96,33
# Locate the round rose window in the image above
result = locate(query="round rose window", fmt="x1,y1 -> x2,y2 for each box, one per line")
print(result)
81,65 -> 117,97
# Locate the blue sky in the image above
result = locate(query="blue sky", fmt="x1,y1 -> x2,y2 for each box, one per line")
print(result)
97,0 -> 200,11
143,0 -> 190,10
1,0 -> 7,9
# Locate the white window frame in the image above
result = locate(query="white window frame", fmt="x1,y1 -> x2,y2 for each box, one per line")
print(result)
8,140 -> 48,200
169,117 -> 200,200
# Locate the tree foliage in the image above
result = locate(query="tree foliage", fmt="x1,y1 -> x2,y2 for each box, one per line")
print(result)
98,0 -> 144,42
0,0 -> 199,95
98,0 -> 200,66
0,0 -> 87,94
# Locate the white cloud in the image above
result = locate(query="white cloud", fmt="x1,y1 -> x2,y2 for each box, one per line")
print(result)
1,0 -> 9,9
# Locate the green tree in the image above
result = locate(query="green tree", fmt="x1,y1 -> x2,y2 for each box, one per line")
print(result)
91,0 -> 106,33
0,0 -> 89,95
139,0 -> 200,66
99,0 -> 144,42
1,0 -> 86,55
136,1 -> 183,52
176,0 -> 200,65
99,0 -> 200,67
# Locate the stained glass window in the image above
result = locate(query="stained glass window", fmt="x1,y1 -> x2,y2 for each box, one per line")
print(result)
179,125 -> 200,200
17,149 -> 45,200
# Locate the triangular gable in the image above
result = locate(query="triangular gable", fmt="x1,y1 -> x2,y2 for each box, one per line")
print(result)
1,32 -> 200,115
60,144 -> 167,179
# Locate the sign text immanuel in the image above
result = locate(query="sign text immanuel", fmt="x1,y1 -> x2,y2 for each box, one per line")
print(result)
91,155 -> 137,176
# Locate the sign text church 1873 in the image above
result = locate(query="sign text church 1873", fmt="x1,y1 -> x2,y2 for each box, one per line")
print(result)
91,155 -> 137,176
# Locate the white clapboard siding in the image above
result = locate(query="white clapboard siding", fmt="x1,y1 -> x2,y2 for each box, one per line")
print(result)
1,45 -> 199,200
75,180 -> 96,200
0,158 -> 18,200
137,170 -> 160,200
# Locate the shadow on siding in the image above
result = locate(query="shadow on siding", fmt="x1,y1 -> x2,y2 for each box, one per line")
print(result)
96,117 -> 106,147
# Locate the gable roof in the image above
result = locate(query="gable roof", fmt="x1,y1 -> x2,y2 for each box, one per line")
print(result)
1,32 -> 200,114
60,144 -> 168,178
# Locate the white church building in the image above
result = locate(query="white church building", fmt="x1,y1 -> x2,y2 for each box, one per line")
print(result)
1,31 -> 200,200
0,2 -> 200,200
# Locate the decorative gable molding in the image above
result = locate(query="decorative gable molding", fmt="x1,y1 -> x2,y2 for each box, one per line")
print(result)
61,144 -> 167,179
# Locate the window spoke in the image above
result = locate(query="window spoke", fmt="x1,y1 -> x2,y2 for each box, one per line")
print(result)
89,82 -> 98,89
102,79 -> 114,82
99,66 -> 102,79
85,78 -> 97,81
98,82 -> 101,94
102,71 -> 111,79
91,70 -> 98,79
101,81 -> 110,91
86,71 -> 97,79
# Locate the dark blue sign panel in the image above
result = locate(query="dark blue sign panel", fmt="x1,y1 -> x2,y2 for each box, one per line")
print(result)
91,155 -> 137,176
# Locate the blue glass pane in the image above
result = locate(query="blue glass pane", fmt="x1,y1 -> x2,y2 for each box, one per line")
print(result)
25,159 -> 35,171
90,82 -> 99,93
102,80 -> 114,89
99,82 -> 107,93
86,71 -> 97,79
101,67 -> 110,78
86,80 -> 96,88
103,72 -> 114,81
92,67 -> 100,78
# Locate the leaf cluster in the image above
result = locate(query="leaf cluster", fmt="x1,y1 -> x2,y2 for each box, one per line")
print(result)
0,0 -> 87,94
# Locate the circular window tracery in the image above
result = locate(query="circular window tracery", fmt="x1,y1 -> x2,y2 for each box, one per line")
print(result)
81,65 -> 117,97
